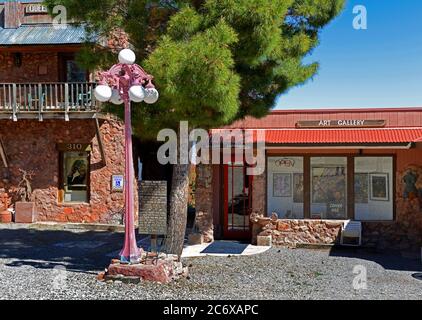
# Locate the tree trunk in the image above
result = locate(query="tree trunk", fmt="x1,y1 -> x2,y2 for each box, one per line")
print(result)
166,163 -> 190,257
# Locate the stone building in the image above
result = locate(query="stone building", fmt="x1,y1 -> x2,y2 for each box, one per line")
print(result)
0,0 -> 134,224
196,107 -> 422,252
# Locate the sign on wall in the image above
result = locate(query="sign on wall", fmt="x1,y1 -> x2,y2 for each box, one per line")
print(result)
25,4 -> 49,14
56,143 -> 92,152
296,120 -> 386,128
111,175 -> 124,192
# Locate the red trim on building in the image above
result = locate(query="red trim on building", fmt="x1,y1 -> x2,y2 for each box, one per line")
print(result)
264,128 -> 422,144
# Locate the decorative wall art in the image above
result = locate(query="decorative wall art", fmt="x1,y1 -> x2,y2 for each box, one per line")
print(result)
354,173 -> 369,204
370,173 -> 389,201
402,169 -> 419,200
312,166 -> 346,203
273,173 -> 292,197
293,173 -> 304,203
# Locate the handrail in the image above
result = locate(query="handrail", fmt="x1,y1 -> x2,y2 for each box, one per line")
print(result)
0,82 -> 99,120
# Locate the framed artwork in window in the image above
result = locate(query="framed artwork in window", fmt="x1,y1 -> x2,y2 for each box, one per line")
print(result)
293,173 -> 304,203
370,173 -> 389,201
354,173 -> 369,204
273,173 -> 292,197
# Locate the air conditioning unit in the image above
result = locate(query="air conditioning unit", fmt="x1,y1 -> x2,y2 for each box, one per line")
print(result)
340,220 -> 362,246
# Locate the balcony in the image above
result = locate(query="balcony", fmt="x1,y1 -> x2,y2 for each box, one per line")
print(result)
0,83 -> 100,121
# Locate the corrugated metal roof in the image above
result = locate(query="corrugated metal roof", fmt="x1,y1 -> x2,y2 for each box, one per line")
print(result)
0,24 -> 91,45
210,128 -> 422,144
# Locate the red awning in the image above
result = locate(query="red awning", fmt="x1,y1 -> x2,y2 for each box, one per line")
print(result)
263,128 -> 422,144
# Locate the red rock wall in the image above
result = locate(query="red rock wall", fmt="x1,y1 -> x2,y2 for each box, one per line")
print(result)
0,117 -> 136,224
0,51 -> 60,83
252,215 -> 343,247
194,164 -> 214,242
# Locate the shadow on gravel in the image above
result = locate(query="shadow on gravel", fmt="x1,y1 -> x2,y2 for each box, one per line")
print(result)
0,228 -> 124,273
329,246 -> 422,272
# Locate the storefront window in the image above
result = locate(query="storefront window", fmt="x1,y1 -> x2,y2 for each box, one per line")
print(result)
354,157 -> 393,221
267,157 -> 304,219
61,151 -> 90,203
311,157 -> 347,220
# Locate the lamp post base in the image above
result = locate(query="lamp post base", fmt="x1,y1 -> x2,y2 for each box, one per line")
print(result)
99,253 -> 189,284
120,250 -> 142,265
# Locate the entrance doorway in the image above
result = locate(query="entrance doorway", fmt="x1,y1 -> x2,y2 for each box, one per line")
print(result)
223,163 -> 252,240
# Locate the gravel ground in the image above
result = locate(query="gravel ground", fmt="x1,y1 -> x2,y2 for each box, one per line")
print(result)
1,228 -> 422,300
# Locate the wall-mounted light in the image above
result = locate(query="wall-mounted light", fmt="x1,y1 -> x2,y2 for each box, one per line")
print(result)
13,53 -> 22,67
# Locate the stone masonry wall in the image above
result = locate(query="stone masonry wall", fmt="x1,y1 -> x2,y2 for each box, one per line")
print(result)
0,52 -> 60,83
0,116 -> 137,224
252,170 -> 266,214
251,214 -> 343,247
194,164 -> 214,242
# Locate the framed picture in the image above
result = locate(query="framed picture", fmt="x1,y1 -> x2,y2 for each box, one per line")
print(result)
354,173 -> 369,204
293,173 -> 304,203
311,166 -> 346,203
370,173 -> 389,201
273,173 -> 292,197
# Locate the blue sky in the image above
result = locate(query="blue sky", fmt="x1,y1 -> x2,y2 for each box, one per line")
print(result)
276,0 -> 422,110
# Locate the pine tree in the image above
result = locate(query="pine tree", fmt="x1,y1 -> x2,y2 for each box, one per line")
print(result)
45,0 -> 345,256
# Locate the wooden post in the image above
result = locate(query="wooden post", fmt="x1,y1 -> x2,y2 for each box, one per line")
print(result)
38,83 -> 43,121
64,83 -> 69,121
151,234 -> 158,253
12,84 -> 17,122
95,118 -> 107,166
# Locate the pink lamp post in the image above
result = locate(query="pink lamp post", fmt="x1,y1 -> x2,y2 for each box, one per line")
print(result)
94,49 -> 159,263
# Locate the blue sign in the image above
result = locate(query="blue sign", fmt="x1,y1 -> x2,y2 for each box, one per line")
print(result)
112,175 -> 124,191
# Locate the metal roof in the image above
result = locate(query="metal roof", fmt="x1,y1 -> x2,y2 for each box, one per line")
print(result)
0,24 -> 91,45
264,128 -> 422,144
211,128 -> 422,144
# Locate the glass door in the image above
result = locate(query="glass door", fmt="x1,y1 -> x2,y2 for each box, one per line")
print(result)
224,163 -> 252,239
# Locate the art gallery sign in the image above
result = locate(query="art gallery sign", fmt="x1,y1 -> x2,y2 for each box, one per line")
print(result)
296,119 -> 386,128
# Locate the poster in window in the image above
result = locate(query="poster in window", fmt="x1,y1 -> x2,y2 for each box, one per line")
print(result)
312,166 -> 346,203
370,173 -> 389,201
293,173 -> 304,203
66,156 -> 88,190
273,173 -> 292,197
354,173 -> 369,204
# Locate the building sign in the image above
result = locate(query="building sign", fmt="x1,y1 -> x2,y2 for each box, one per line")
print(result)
111,175 -> 124,192
275,158 -> 295,167
57,143 -> 92,152
139,181 -> 167,235
296,120 -> 386,128
25,4 -> 49,14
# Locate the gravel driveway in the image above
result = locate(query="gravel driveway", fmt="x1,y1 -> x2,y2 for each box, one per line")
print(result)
1,228 -> 422,300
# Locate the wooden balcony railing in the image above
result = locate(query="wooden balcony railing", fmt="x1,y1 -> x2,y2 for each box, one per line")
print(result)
0,82 -> 99,121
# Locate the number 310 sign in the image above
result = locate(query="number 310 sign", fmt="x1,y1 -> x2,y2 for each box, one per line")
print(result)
112,175 -> 124,192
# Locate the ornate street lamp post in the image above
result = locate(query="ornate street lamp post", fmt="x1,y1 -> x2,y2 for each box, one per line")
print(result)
94,49 -> 159,263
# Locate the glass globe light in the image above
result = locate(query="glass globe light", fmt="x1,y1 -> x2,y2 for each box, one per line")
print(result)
110,89 -> 124,105
144,88 -> 159,104
129,85 -> 145,102
118,49 -> 136,65
94,85 -> 112,102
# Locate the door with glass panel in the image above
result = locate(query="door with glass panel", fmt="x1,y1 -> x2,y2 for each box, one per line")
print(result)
224,163 -> 252,239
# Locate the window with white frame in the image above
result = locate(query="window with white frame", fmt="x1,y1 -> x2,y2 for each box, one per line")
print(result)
267,157 -> 304,219
354,157 -> 393,221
